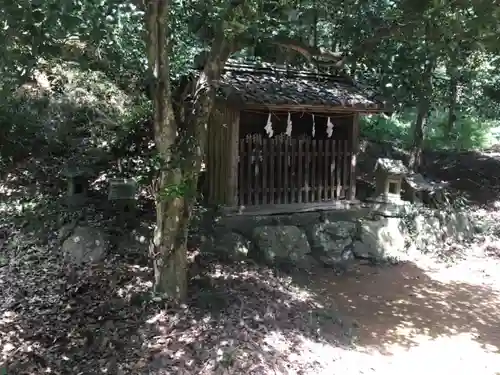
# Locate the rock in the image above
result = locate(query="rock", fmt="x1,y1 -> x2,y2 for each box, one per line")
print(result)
411,214 -> 442,250
288,212 -> 321,227
442,210 -> 472,241
252,225 -> 310,265
318,246 -> 355,273
58,223 -> 75,240
454,211 -> 473,240
309,221 -> 356,257
211,231 -> 251,260
402,209 -> 473,255
353,218 -> 406,260
62,226 -> 107,265
297,254 -> 320,270
316,220 -> 357,238
474,222 -> 487,234
216,215 -> 274,239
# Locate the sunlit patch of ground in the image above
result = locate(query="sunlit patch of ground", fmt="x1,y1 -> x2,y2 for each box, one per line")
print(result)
291,205 -> 500,374
256,332 -> 500,374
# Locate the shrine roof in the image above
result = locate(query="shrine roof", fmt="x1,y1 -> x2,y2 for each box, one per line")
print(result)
215,62 -> 390,113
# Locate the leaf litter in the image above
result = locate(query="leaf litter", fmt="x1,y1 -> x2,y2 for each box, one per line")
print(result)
0,190 -> 353,375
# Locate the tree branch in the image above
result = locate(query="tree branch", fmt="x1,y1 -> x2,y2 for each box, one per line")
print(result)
269,20 -> 421,69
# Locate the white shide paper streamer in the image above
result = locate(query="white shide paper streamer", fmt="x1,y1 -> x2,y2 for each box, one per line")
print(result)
286,112 -> 293,136
312,114 -> 316,137
326,116 -> 334,138
264,112 -> 274,138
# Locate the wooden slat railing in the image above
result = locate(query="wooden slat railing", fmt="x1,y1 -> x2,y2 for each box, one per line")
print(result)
238,135 -> 351,206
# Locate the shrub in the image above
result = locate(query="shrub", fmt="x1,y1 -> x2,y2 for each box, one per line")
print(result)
0,62 -> 148,176
360,109 -> 497,151
425,110 -> 497,151
360,112 -> 412,147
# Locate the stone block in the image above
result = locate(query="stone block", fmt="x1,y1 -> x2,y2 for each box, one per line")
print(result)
252,225 -> 310,265
353,217 -> 406,260
454,211 -> 473,240
211,231 -> 251,260
309,221 -> 356,257
411,214 -> 443,250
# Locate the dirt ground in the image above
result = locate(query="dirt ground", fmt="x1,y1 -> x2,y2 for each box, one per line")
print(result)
2,145 -> 500,374
299,243 -> 500,374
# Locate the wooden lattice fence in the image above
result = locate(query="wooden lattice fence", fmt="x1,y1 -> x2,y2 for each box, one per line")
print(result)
238,134 -> 352,206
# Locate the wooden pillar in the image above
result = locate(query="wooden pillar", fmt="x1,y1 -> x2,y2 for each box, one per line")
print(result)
227,110 -> 240,206
349,113 -> 360,200
207,107 -> 223,205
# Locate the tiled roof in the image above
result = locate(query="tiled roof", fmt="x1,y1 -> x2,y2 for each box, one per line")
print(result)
216,63 -> 389,111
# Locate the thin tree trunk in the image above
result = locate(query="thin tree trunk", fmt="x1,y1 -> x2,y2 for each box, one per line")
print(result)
350,57 -> 357,77
409,101 -> 428,171
446,70 -> 458,137
311,0 -> 318,48
178,36 -> 238,216
409,58 -> 434,171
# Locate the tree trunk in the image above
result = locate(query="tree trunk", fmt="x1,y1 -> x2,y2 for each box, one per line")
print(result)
446,70 -> 458,137
145,0 -> 238,301
311,0 -> 318,48
409,100 -> 429,171
409,58 -> 434,171
350,57 -> 357,77
145,0 -> 188,300
153,177 -> 188,298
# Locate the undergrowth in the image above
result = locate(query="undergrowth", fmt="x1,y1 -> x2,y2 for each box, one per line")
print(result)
360,109 -> 500,151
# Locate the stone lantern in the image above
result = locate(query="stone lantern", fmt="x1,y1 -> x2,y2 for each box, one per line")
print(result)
108,178 -> 138,211
373,158 -> 409,203
63,166 -> 93,206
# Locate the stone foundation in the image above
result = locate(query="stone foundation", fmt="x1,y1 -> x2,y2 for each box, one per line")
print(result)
204,202 -> 473,270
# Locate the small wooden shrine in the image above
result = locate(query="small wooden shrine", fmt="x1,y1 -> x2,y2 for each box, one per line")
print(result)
203,61 -> 391,213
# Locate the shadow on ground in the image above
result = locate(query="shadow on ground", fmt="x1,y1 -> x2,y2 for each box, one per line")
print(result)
144,261 -> 354,374
0,252 -> 353,374
294,262 -> 500,355
0,181 -> 352,374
